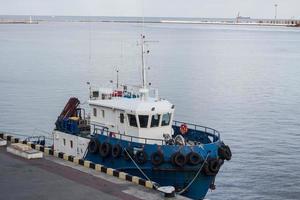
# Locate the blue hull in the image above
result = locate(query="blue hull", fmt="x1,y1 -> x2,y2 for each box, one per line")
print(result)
84,130 -> 222,200
124,168 -> 214,199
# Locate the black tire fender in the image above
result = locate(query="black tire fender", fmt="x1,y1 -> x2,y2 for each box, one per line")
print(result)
202,159 -> 221,176
171,152 -> 187,167
187,152 -> 202,165
99,142 -> 111,158
112,144 -> 122,158
218,145 -> 232,161
88,138 -> 100,154
151,151 -> 164,166
135,150 -> 148,164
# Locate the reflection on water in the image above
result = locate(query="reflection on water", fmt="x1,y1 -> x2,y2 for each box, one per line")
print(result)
0,22 -> 300,199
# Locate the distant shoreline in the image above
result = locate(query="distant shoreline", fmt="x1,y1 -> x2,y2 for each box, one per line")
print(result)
0,16 -> 299,27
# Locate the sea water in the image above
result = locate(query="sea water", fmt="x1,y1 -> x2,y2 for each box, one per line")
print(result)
0,21 -> 300,200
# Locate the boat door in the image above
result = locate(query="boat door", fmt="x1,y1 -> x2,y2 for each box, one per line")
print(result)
116,110 -> 127,135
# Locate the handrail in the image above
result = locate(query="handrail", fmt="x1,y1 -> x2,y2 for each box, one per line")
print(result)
91,123 -> 166,145
91,120 -> 221,145
0,131 -> 53,144
172,120 -> 221,141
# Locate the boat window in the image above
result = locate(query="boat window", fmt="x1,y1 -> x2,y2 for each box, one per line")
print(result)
161,113 -> 171,126
101,110 -> 105,118
151,114 -> 161,127
93,108 -> 97,117
139,115 -> 149,128
63,138 -> 66,146
70,140 -> 73,148
120,113 -> 124,123
128,114 -> 138,127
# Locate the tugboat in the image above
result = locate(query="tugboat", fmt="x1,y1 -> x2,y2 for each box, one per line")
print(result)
53,35 -> 231,200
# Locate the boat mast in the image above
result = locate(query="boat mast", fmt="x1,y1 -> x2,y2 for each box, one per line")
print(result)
139,0 -> 149,100
139,34 -> 150,100
141,34 -> 147,89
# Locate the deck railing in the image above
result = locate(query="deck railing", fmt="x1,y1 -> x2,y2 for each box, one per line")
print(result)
91,120 -> 220,145
173,120 -> 221,142
91,123 -> 166,145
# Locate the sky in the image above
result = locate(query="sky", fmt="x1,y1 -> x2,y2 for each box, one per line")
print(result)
0,0 -> 299,19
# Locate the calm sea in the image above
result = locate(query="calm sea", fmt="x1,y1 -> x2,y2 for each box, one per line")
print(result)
0,21 -> 300,200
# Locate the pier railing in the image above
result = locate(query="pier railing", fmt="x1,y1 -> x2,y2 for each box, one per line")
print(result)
0,131 -> 53,145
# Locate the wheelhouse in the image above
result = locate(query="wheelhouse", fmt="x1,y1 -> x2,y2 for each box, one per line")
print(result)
88,87 -> 175,144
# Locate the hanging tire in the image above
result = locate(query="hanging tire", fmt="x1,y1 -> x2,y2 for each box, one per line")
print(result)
151,151 -> 164,166
187,152 -> 202,165
123,147 -> 134,161
171,152 -> 187,167
203,159 -> 221,176
112,144 -> 122,158
88,138 -> 100,154
99,142 -> 111,158
218,145 -> 232,161
135,150 -> 148,164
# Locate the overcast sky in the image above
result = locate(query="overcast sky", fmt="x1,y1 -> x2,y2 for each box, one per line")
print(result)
0,0 -> 299,19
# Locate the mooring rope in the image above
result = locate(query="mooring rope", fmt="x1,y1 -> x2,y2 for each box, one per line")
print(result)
123,148 -> 158,189
176,152 -> 210,195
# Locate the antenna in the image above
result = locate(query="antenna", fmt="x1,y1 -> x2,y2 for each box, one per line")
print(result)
88,21 -> 92,66
141,35 -> 147,89
142,0 -> 145,35
116,69 -> 119,88
274,4 -> 278,21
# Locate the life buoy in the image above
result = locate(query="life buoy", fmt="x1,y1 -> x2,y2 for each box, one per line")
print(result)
123,147 -> 134,161
171,152 -> 187,167
99,142 -> 111,157
218,145 -> 232,161
88,138 -> 100,154
151,151 -> 164,166
203,159 -> 221,176
180,124 -> 188,135
135,150 -> 148,164
112,144 -> 122,158
187,152 -> 202,165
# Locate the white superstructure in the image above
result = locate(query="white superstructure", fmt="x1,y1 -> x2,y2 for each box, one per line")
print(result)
88,92 -> 174,143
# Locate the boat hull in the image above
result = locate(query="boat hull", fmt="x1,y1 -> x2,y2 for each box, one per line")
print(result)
83,133 -> 221,200
124,168 -> 214,199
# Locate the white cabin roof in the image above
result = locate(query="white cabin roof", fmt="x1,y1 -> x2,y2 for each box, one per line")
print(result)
88,97 -> 173,113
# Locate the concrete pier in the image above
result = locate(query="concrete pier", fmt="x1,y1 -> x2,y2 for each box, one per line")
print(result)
0,146 -> 189,200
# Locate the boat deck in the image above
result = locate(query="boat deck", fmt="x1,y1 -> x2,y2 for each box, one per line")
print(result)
0,146 -> 189,200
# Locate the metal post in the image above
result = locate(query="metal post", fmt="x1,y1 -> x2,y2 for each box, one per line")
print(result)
116,69 -> 119,88
275,4 -> 278,22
